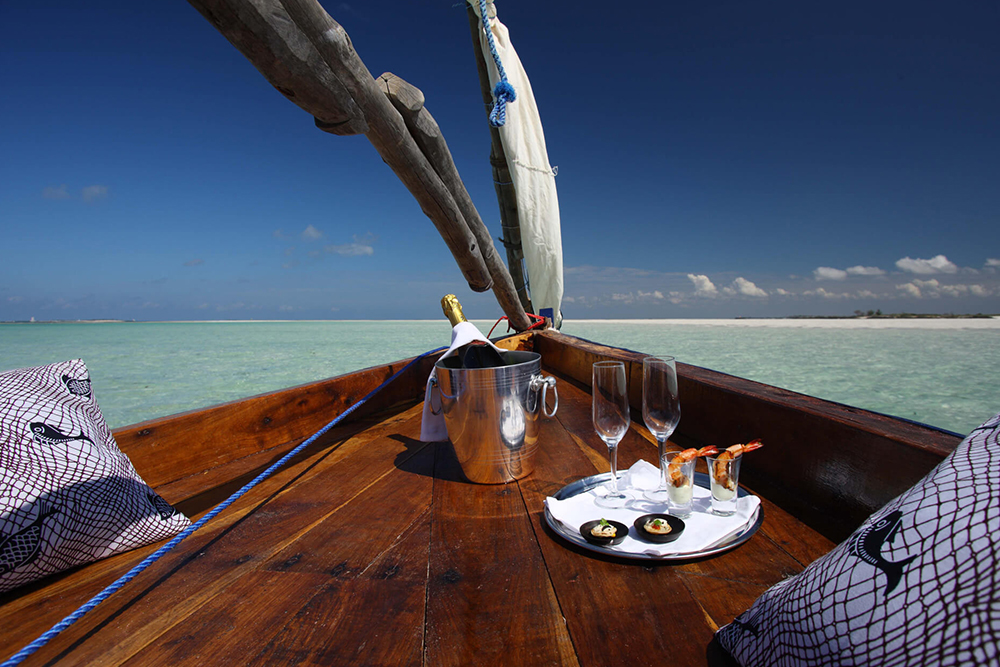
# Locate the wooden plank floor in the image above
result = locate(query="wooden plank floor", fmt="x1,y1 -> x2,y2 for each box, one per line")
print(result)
1,366 -> 835,666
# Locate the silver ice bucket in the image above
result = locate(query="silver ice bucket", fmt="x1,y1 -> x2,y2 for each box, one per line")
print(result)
430,351 -> 558,484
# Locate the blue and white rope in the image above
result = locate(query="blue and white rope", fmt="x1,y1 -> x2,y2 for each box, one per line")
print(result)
1,346 -> 445,667
478,0 -> 516,127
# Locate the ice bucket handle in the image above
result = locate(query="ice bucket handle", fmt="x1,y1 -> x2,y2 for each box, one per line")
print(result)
427,376 -> 455,416
529,375 -> 558,418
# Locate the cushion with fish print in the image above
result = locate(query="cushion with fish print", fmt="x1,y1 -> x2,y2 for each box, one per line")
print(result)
0,359 -> 190,593
713,411 -> 1000,666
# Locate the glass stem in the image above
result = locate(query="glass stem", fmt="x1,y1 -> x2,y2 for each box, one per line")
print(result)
657,437 -> 668,490
608,443 -> 619,495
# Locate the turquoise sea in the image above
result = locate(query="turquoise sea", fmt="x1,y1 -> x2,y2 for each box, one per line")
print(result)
2,319 -> 998,436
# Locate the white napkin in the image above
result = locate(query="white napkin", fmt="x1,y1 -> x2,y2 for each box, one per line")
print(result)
544,459 -> 761,557
419,321 -> 503,441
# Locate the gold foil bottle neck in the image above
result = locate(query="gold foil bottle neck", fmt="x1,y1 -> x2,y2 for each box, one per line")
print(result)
441,294 -> 467,327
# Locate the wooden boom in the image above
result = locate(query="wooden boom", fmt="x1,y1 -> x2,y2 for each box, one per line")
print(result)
188,0 -> 532,329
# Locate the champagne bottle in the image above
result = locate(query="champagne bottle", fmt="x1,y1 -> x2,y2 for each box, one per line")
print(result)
441,294 -> 468,327
441,294 -> 506,369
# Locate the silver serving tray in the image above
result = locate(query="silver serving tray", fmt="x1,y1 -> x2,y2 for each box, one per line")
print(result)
544,471 -> 764,561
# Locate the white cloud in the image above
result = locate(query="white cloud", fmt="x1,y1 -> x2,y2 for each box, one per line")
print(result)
184,258 -> 204,267
986,258 -> 1000,267
732,277 -> 768,297
846,265 -> 886,276
910,279 -> 942,298
564,265 -> 654,278
814,267 -> 848,281
687,274 -> 718,297
938,284 -> 968,297
609,290 -> 665,305
326,233 -> 376,257
804,287 -> 848,299
273,229 -> 288,239
895,278 -> 995,299
326,242 -> 374,256
42,185 -> 70,199
301,225 -> 323,241
896,255 -> 958,275
560,262 -> 1000,314
81,185 -> 108,202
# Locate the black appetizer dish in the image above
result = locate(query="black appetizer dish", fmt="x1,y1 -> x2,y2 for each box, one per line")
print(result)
579,519 -> 629,546
634,514 -> 685,544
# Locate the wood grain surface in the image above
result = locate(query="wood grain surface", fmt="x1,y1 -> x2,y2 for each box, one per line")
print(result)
2,329 -> 958,665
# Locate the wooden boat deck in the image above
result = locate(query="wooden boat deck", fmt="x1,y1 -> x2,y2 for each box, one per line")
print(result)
0,331 -> 958,665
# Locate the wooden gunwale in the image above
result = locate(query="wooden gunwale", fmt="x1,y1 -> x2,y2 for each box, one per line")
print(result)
0,330 -> 960,665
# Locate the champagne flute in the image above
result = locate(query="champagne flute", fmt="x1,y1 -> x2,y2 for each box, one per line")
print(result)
641,356 -> 681,503
592,361 -> 631,508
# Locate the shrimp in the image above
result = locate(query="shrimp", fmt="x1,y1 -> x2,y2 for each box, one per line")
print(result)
667,445 -> 718,488
713,439 -> 763,491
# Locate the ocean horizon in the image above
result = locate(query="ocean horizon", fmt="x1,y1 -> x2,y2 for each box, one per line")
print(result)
2,318 -> 998,436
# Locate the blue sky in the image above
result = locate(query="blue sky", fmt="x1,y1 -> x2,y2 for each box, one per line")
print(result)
2,0 -> 998,321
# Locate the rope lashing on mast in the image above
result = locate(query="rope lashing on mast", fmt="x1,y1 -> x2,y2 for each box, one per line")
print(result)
0,346 -> 445,667
478,0 -> 516,126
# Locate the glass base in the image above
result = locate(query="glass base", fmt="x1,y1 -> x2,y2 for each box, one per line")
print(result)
669,505 -> 693,518
595,491 -> 628,508
710,505 -> 737,517
642,488 -> 671,502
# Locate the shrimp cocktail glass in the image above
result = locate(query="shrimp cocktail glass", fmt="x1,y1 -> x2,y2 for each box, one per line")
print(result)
641,356 -> 681,503
592,361 -> 631,509
706,440 -> 763,516
665,446 -> 717,517
707,454 -> 741,516
665,455 -> 696,516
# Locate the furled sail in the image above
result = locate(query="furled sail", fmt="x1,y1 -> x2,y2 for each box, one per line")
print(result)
469,0 -> 564,328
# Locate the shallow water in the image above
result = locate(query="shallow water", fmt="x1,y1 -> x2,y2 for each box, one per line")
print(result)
2,319 -> 997,435
562,319 -> 1000,436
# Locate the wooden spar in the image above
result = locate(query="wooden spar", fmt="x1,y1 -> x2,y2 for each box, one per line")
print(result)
190,0 -> 491,292
187,0 -> 367,136
378,72 -> 530,330
466,5 -> 533,315
187,0 -> 533,325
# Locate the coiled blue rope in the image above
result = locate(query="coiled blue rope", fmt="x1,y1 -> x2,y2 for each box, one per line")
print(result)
1,346 -> 445,667
478,0 -> 516,126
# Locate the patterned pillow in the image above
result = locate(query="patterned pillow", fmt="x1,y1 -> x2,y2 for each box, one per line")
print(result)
715,412 -> 1000,666
0,359 -> 190,593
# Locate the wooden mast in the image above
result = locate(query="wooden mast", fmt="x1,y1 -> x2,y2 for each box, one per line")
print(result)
377,72 -> 530,330
187,0 -> 531,330
466,4 -> 533,316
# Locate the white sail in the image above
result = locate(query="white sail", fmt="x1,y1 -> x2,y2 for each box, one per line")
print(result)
469,0 -> 563,328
